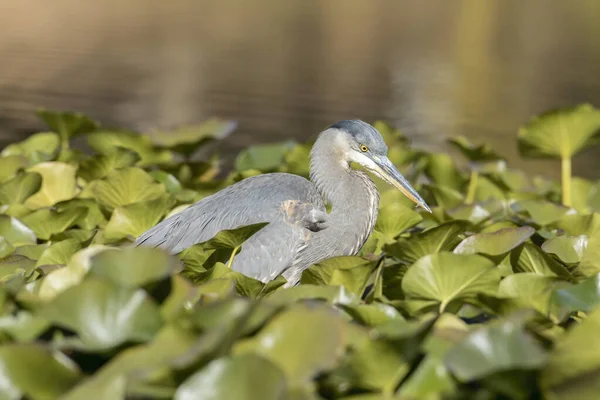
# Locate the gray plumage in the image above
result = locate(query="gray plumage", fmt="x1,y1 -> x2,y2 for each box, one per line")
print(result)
134,120 -> 430,286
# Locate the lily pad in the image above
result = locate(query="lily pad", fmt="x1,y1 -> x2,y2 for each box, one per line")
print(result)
518,104 -> 600,159
103,194 -> 175,242
78,147 -> 141,181
498,273 -> 563,316
542,235 -> 588,264
1,132 -> 60,163
151,118 -> 237,156
201,223 -> 270,250
445,317 -> 547,381
0,215 -> 36,246
0,172 -> 42,206
0,344 -> 81,400
36,109 -> 99,143
86,130 -> 173,166
234,303 -> 345,385
385,220 -> 470,264
24,162 -> 79,209
21,207 -> 87,240
449,136 -> 503,162
36,239 -> 81,267
542,307 -> 600,400
552,274 -> 600,316
89,247 -> 182,287
402,252 -> 500,313
301,256 -> 377,296
510,242 -> 572,279
175,354 -> 287,400
373,202 -> 422,245
0,155 -> 29,182
92,167 -> 167,209
235,141 -> 296,172
38,277 -> 163,349
454,226 -> 535,256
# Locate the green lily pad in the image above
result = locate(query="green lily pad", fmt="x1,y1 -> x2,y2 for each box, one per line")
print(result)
200,223 -> 269,250
151,118 -> 237,156
449,136 -> 503,162
38,277 -> 163,349
446,204 -> 491,224
454,226 -> 535,256
0,171 -> 42,206
552,212 -> 600,236
578,232 -> 600,277
552,274 -> 600,316
92,167 -> 167,209
0,215 -> 36,246
385,220 -> 469,264
175,354 -> 287,400
89,247 -> 182,287
86,130 -> 173,166
373,202 -> 422,245
24,162 -> 79,209
103,194 -> 175,242
266,285 -> 358,305
401,253 -> 500,313
510,242 -> 573,280
0,344 -> 81,400
235,141 -> 296,172
338,302 -> 402,327
0,311 -> 50,342
397,352 -> 455,398
301,256 -> 377,296
0,236 -> 15,258
56,198 -> 107,230
21,207 -> 87,240
1,132 -> 60,163
234,303 -> 345,385
498,273 -> 563,316
37,245 -> 110,301
61,325 -> 214,399
518,104 -> 600,159
0,254 -> 36,280
542,235 -> 587,264
149,170 -> 183,193
78,147 -> 141,181
36,109 -> 99,143
426,184 -> 464,209
517,200 -> 571,226
0,155 -> 29,182
36,239 -> 81,267
445,317 -> 547,381
542,307 -> 600,400
424,153 -> 464,191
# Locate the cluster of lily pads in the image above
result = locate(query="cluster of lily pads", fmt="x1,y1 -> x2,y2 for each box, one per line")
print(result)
1,105 -> 600,399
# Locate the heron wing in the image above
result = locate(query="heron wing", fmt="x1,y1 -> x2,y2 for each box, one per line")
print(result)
133,173 -> 326,256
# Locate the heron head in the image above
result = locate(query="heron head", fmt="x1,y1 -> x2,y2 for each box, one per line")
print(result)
329,119 -> 431,213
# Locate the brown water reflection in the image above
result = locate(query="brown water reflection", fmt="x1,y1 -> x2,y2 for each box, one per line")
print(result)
1,0 -> 600,178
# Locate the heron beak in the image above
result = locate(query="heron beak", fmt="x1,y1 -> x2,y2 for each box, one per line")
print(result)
371,156 -> 432,213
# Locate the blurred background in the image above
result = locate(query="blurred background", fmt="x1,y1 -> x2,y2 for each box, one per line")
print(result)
1,0 -> 600,178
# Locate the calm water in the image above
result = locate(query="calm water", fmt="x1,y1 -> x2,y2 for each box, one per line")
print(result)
1,0 -> 600,178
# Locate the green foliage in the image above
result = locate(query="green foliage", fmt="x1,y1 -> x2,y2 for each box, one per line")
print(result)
0,109 -> 599,399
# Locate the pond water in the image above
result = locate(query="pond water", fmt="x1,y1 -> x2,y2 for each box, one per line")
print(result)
1,0 -> 600,178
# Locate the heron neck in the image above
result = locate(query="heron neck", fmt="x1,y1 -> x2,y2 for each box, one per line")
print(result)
309,138 -> 380,255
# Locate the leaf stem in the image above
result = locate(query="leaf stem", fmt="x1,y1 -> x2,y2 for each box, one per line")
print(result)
561,156 -> 572,207
465,169 -> 479,204
226,246 -> 240,269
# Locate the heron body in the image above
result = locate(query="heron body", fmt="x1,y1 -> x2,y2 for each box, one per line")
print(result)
134,120 -> 430,286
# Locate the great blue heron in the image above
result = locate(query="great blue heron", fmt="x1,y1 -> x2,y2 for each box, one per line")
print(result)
134,120 -> 430,286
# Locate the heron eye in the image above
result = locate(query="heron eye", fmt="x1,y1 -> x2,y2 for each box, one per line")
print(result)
360,145 -> 369,152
